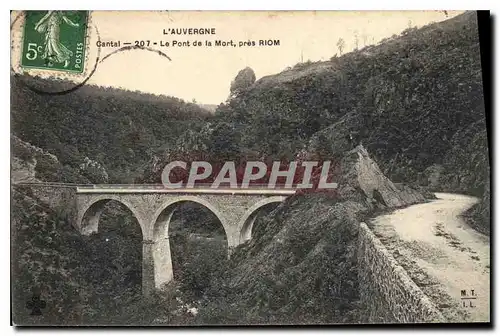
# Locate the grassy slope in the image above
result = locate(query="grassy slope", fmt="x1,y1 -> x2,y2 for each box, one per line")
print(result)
11,187 -> 149,325
11,75 -> 211,183
216,11 -> 486,185
194,195 -> 366,324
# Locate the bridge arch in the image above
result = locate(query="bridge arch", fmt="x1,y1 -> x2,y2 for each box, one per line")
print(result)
238,196 -> 286,244
151,196 -> 230,240
78,196 -> 146,238
149,196 -> 231,290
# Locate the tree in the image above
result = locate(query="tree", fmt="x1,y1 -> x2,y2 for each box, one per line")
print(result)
229,67 -> 256,97
336,38 -> 345,55
353,31 -> 359,50
362,34 -> 368,47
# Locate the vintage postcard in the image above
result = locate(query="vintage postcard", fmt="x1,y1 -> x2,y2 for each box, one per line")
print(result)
10,10 -> 490,326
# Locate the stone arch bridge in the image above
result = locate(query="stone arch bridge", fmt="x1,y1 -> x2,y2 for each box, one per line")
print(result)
70,184 -> 295,295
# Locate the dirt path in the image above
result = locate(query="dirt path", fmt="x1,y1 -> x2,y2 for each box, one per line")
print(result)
370,193 -> 490,322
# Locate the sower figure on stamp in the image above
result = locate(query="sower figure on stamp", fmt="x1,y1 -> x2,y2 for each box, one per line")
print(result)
34,11 -> 79,68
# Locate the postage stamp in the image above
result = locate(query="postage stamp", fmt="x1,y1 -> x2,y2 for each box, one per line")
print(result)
20,11 -> 89,73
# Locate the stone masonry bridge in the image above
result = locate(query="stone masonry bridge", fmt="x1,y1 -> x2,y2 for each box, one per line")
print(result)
73,184 -> 296,295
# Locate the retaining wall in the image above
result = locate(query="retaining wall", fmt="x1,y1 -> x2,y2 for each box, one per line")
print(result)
357,222 -> 446,323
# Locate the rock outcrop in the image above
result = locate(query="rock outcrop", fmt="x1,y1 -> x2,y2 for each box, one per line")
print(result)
11,135 -> 59,183
337,145 -> 427,208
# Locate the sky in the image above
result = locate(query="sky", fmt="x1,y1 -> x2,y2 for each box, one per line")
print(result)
11,10 -> 464,104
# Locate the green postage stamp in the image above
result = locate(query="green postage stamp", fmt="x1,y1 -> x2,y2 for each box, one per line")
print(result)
21,11 -> 89,73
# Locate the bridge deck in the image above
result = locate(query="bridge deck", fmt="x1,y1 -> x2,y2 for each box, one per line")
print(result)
13,182 -> 298,195
76,185 -> 297,195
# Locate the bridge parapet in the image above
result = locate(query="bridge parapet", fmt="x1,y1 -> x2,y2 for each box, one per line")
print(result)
75,184 -> 297,196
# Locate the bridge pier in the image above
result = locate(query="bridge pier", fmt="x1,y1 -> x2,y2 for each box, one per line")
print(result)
79,204 -> 104,235
152,236 -> 174,291
142,240 -> 156,297
142,237 -> 174,296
